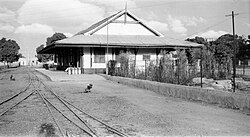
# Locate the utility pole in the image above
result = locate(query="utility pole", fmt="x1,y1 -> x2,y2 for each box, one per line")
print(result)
226,11 -> 238,92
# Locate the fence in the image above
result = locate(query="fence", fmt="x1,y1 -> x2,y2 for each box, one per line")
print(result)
108,50 -> 250,94
108,50 -> 199,86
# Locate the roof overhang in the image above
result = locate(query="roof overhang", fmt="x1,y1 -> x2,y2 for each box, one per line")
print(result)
38,35 -> 203,54
38,44 -> 56,54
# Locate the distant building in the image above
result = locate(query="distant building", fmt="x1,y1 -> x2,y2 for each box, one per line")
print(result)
18,58 -> 28,66
18,57 -> 40,66
39,9 -> 202,73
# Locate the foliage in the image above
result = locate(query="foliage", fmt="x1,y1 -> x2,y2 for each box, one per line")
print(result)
108,60 -> 117,76
186,36 -> 207,44
156,49 -> 193,85
147,61 -> 158,81
157,51 -> 175,83
36,32 -> 67,62
46,32 -> 67,46
0,37 -> 22,63
236,36 -> 250,64
115,52 -> 131,77
186,34 -> 249,80
113,50 -> 195,85
186,36 -> 216,78
111,34 -> 250,86
213,34 -> 240,79
176,49 -> 190,84
213,34 -> 234,62
36,44 -> 53,62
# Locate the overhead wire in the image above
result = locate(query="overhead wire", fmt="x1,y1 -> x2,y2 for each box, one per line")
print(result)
162,16 -> 233,43
182,17 -> 231,40
236,18 -> 250,29
237,11 -> 250,15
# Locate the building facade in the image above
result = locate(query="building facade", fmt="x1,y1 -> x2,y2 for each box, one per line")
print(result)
39,10 -> 202,73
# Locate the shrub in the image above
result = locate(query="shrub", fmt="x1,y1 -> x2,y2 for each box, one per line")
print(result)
113,50 -> 199,86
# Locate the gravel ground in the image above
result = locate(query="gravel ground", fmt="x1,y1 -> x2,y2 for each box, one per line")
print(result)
0,67 -> 250,136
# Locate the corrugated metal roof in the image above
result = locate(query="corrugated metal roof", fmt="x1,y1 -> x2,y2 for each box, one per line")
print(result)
39,35 -> 202,54
54,35 -> 202,48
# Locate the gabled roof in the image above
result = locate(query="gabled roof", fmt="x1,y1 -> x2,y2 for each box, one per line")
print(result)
38,9 -> 203,54
75,9 -> 163,37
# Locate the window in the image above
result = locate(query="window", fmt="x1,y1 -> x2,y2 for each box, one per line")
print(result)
94,47 -> 105,63
143,54 -> 151,61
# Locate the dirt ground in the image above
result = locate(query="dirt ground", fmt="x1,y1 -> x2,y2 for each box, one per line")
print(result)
0,67 -> 250,136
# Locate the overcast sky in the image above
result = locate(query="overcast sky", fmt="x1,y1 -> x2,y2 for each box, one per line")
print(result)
0,0 -> 249,59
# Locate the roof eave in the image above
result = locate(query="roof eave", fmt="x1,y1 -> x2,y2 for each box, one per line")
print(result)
38,44 -> 55,54
55,42 -> 203,49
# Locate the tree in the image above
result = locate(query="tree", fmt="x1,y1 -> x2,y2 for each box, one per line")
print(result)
187,34 -> 247,79
176,49 -> 189,84
236,36 -> 250,64
158,50 -> 175,83
235,36 -> 250,75
36,44 -> 53,62
36,32 -> 67,62
186,36 -> 207,44
212,34 -> 247,79
186,36 -> 216,78
0,38 -> 21,64
46,32 -> 67,46
186,36 -> 207,64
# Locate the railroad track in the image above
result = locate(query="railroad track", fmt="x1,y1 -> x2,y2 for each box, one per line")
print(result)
0,68 -> 32,110
0,68 -> 129,137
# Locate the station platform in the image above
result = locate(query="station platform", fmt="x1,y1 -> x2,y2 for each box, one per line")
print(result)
35,68 -> 105,82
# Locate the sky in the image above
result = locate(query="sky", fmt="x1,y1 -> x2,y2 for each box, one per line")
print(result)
0,0 -> 249,60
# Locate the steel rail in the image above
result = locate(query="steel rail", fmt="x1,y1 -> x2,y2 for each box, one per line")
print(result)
36,89 -> 65,137
0,68 -> 91,137
35,71 -> 127,136
41,83 -> 98,137
0,90 -> 35,117
30,69 -> 65,137
42,82 -> 128,137
0,77 -> 32,106
42,94 -> 95,137
30,72 -> 41,89
0,68 -> 33,106
35,72 -> 97,136
59,96 -> 129,137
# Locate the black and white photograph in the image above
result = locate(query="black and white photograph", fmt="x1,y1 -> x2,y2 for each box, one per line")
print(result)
0,0 -> 250,136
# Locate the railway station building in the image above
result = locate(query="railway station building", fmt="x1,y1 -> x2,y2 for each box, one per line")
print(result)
39,9 -> 202,74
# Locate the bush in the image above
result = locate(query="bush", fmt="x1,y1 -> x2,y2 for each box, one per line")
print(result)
108,60 -> 117,76
112,50 -> 199,86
